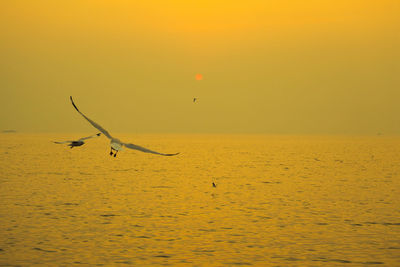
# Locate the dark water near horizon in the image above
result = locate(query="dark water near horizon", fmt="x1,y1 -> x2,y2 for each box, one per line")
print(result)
0,134 -> 399,266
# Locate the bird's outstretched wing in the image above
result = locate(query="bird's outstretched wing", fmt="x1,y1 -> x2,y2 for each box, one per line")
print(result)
70,96 -> 113,139
123,142 -> 179,156
79,133 -> 101,141
54,141 -> 72,144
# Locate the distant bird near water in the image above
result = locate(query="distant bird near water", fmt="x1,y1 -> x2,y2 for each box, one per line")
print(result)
70,96 -> 180,158
54,133 -> 101,148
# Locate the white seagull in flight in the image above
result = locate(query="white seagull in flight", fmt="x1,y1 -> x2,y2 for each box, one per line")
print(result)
70,96 -> 180,158
54,133 -> 101,148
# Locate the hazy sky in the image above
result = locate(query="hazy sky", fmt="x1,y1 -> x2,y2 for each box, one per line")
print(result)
1,0 -> 399,134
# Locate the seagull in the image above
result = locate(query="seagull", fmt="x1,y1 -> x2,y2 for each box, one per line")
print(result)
70,96 -> 180,158
54,133 -> 101,148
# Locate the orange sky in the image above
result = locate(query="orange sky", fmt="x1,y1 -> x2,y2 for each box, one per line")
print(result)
0,0 -> 399,134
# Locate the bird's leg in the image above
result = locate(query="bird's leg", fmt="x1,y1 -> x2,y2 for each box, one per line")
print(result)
114,150 -> 118,158
110,148 -> 113,156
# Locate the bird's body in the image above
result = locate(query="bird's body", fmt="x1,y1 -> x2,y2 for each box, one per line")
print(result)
70,96 -> 179,157
111,138 -> 124,151
69,141 -> 84,147
54,133 -> 101,148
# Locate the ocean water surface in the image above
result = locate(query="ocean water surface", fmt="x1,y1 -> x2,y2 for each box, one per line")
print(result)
0,134 -> 399,266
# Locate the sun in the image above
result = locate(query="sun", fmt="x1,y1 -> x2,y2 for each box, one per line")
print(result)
195,74 -> 203,81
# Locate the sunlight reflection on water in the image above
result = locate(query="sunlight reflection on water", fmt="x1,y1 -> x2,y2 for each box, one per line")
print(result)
0,134 -> 399,265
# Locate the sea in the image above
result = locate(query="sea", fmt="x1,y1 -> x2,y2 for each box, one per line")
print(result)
0,134 -> 399,266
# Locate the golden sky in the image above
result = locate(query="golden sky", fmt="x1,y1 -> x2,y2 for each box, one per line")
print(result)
1,0 -> 399,134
